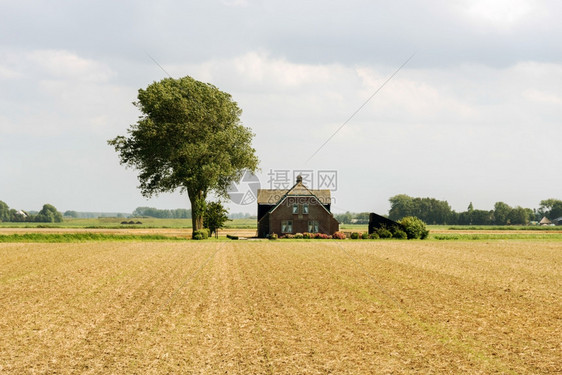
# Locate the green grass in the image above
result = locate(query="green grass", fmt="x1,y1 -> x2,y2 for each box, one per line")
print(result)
0,233 -> 191,243
445,225 -> 561,231
339,224 -> 369,231
430,233 -> 562,240
0,217 -> 259,230
224,218 -> 257,229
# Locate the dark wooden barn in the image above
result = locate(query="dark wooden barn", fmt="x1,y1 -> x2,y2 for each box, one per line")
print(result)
368,212 -> 404,234
257,176 -> 339,238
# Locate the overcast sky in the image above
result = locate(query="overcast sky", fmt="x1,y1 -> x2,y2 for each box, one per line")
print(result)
1,0 -> 561,215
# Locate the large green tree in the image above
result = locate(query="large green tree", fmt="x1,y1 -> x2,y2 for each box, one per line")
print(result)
35,204 -> 63,223
539,199 -> 562,220
0,200 -> 10,222
108,76 -> 258,233
493,201 -> 512,225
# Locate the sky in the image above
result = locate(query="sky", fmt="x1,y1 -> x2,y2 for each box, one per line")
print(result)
1,0 -> 561,215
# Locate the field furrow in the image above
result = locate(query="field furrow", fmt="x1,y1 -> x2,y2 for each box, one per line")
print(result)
0,240 -> 560,374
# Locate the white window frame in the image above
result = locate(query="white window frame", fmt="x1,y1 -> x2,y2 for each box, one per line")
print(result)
303,204 -> 309,214
308,220 -> 319,233
292,204 -> 299,214
282,220 -> 293,233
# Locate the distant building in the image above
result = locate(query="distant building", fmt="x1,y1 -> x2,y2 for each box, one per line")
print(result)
368,212 -> 404,234
257,175 -> 339,237
539,217 -> 552,225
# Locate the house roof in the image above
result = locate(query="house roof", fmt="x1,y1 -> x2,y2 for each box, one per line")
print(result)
257,181 -> 331,205
257,176 -> 334,223
539,216 -> 552,224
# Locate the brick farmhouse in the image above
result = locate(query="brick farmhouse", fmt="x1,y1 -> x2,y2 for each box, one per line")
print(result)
257,176 -> 339,237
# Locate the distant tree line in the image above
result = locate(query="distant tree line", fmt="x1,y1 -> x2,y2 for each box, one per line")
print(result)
388,194 -> 562,225
0,201 -> 63,223
228,212 -> 255,219
131,206 -> 192,219
334,212 -> 371,224
63,211 -> 128,219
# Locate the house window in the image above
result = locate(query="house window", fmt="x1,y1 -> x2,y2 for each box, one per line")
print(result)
292,204 -> 299,214
282,220 -> 293,233
303,204 -> 309,214
308,220 -> 319,233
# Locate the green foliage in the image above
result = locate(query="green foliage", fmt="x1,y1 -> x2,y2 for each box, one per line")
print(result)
192,229 -> 209,240
132,207 -> 191,219
35,204 -> 63,223
63,210 -> 79,218
268,233 -> 278,240
389,194 -> 452,224
391,228 -> 408,239
375,227 -> 392,239
0,201 -> 10,222
108,76 -> 259,235
493,202 -> 511,225
0,233 -> 188,243
368,232 -> 380,240
203,201 -> 229,238
350,232 -> 360,239
334,211 -> 353,224
398,216 -> 429,239
361,232 -> 369,239
540,199 -> 562,220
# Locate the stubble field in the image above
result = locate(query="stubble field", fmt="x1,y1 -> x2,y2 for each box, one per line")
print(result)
0,240 -> 560,374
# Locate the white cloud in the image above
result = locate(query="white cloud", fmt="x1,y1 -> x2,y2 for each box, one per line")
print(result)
28,50 -> 114,82
455,0 -> 541,31
0,49 -> 135,136
222,0 -> 249,7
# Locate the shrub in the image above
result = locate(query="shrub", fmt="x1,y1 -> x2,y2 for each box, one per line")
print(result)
361,232 -> 369,239
376,227 -> 392,239
369,232 -> 380,239
399,216 -> 429,239
303,232 -> 313,239
350,232 -> 360,239
269,233 -> 278,240
391,228 -> 407,239
294,233 -> 304,239
332,231 -> 346,239
192,229 -> 209,240
316,233 -> 330,239
284,234 -> 295,239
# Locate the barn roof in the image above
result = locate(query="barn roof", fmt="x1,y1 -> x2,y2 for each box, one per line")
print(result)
257,179 -> 331,205
539,216 -> 552,224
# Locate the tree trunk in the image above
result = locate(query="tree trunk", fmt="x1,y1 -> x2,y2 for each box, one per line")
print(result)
189,189 -> 206,235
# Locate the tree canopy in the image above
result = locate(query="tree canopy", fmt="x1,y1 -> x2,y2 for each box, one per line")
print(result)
203,201 -> 230,238
539,199 -> 562,220
0,200 -> 9,222
388,195 -> 452,224
108,76 -> 259,233
36,204 -> 63,223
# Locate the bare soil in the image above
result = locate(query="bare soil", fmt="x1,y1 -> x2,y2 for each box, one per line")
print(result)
0,240 -> 560,374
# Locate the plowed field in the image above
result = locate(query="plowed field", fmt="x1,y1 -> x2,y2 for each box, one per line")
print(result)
1,240 -> 560,374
